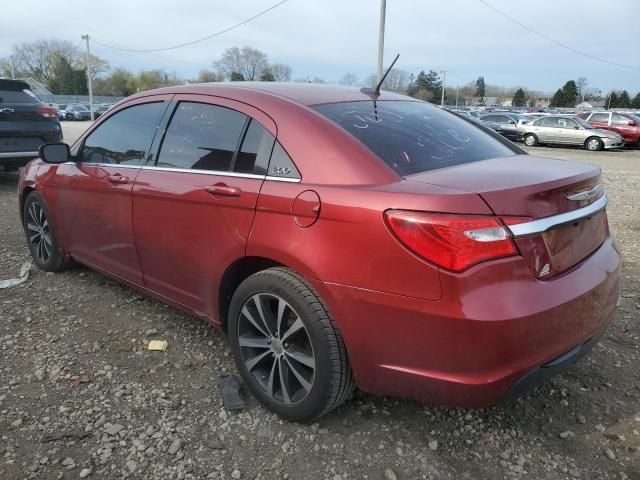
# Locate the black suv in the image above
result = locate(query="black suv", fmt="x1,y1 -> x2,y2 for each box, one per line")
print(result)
0,79 -> 62,170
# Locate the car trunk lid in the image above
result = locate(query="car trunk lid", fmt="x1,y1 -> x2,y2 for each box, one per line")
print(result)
407,155 -> 608,278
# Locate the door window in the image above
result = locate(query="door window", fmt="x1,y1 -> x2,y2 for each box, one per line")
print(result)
589,113 -> 610,123
611,114 -> 630,125
538,117 -> 557,128
79,102 -> 166,165
234,119 -> 275,175
157,102 -> 247,171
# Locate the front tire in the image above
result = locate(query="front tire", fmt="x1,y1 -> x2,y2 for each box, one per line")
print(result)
523,133 -> 538,147
228,267 -> 354,421
23,192 -> 70,272
585,137 -> 603,151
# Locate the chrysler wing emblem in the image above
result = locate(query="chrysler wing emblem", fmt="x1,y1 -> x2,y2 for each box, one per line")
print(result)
566,184 -> 603,202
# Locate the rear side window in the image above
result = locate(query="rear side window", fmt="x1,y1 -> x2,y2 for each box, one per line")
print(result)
314,101 -> 516,176
157,102 -> 247,171
234,120 -> 275,175
538,117 -> 557,127
80,102 -> 166,165
589,113 -> 610,123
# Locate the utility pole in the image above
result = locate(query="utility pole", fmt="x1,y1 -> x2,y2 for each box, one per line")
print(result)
10,56 -> 15,79
456,88 -> 459,107
376,0 -> 386,84
440,70 -> 447,107
81,34 -> 94,121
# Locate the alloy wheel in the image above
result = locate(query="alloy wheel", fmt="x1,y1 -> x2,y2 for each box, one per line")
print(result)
587,139 -> 600,151
26,201 -> 52,264
525,135 -> 536,146
237,293 -> 316,405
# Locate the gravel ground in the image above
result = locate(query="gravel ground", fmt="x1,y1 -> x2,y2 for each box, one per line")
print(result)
1,126 -> 639,479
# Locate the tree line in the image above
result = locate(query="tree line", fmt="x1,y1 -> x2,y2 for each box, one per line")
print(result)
550,79 -> 640,109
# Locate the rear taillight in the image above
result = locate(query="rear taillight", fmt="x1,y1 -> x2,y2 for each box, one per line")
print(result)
385,210 -> 521,272
36,106 -> 58,118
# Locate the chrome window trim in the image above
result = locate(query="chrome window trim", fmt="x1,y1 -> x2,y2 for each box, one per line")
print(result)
62,162 -> 301,182
507,194 -> 608,238
0,151 -> 38,158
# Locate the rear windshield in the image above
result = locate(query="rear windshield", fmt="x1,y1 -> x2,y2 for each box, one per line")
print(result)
0,88 -> 39,104
314,101 -> 516,176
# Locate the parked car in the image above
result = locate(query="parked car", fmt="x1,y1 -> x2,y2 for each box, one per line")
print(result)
65,103 -> 91,121
57,104 -> 67,121
0,79 -> 62,171
520,115 -> 624,150
94,104 -> 111,118
577,111 -> 640,148
480,112 -> 533,140
454,111 -> 504,135
18,83 -> 620,421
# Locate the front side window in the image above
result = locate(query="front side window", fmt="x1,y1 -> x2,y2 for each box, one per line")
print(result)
157,102 -> 247,171
79,102 -> 166,165
314,101 -> 516,176
589,113 -> 610,123
611,114 -> 630,125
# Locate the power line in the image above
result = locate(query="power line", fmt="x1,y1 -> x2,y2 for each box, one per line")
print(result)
477,0 -> 640,71
92,0 -> 289,53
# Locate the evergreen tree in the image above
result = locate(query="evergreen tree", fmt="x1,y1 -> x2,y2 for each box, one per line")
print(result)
631,92 -> 640,109
475,76 -> 485,98
560,80 -> 578,107
48,55 -> 76,94
512,88 -> 526,107
550,89 -> 565,107
618,90 -> 631,108
229,72 -> 245,81
260,68 -> 275,81
607,91 -> 619,109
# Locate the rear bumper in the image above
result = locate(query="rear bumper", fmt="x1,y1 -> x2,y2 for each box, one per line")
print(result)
311,236 -> 621,408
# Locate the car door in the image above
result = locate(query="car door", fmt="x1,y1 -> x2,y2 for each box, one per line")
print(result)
132,96 -> 277,317
610,113 -> 635,143
52,96 -> 172,284
556,117 -> 583,145
535,117 -> 557,142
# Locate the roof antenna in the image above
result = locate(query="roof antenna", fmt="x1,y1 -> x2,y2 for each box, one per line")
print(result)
361,53 -> 400,97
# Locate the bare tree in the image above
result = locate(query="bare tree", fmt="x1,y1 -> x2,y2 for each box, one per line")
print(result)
214,46 -> 268,81
76,54 -> 110,80
269,63 -> 291,82
576,77 -> 588,103
339,72 -> 358,86
11,39 -> 79,84
196,69 -> 224,83
363,69 -> 409,93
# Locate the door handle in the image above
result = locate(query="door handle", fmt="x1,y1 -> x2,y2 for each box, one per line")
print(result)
107,174 -> 129,184
205,184 -> 242,198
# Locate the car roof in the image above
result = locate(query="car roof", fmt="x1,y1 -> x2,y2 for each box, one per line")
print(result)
131,81 -> 412,107
0,78 -> 30,91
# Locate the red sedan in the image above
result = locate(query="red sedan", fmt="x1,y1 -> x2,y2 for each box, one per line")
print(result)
18,83 -> 621,421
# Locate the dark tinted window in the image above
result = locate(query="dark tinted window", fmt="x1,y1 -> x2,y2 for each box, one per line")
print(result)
484,114 -> 511,123
234,120 -> 275,175
80,102 -> 166,165
314,101 -> 516,176
268,142 -> 300,179
0,88 -> 39,104
157,102 -> 247,171
589,113 -> 610,123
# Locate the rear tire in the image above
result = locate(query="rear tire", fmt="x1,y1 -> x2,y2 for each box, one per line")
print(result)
23,192 -> 70,272
523,133 -> 538,147
585,137 -> 603,151
228,267 -> 355,422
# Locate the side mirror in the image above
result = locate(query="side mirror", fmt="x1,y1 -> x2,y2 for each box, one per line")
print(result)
39,143 -> 70,164
629,120 -> 636,127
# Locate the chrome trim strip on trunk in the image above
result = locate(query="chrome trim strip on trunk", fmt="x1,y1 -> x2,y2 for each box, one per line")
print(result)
507,194 -> 608,238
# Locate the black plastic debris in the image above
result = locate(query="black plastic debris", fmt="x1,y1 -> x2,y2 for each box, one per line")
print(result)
41,430 -> 91,442
217,374 -> 246,411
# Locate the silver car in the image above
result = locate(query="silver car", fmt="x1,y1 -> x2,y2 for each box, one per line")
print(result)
519,115 -> 624,151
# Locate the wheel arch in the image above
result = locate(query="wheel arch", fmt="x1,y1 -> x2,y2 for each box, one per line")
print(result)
19,186 -> 36,221
218,256 -> 286,331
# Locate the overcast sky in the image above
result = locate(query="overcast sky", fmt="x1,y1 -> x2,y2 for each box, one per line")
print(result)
2,0 -> 639,94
